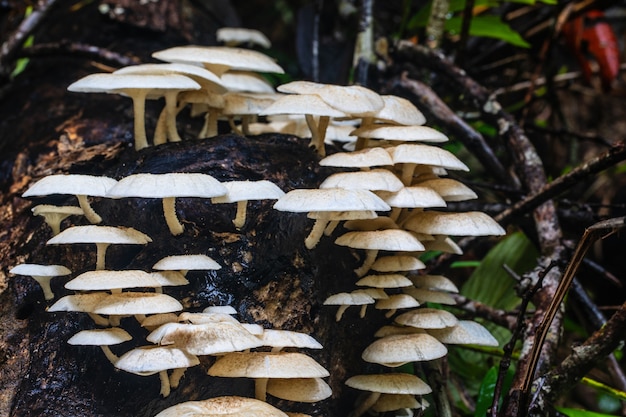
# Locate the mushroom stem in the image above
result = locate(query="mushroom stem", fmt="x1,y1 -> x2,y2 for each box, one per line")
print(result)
305,114 -> 329,156
32,276 -> 54,300
228,116 -> 243,136
354,249 -> 379,277
233,200 -> 248,229
350,391 -> 381,417
164,91 -> 182,142
199,108 -> 220,138
130,90 -> 150,150
385,308 -> 397,318
254,377 -> 269,401
159,369 -> 172,397
389,207 -> 403,223
162,197 -> 184,235
87,312 -> 110,327
77,194 -> 102,224
100,345 -> 120,365
354,117 -> 374,151
169,367 -> 187,389
401,163 -> 417,186
134,314 -> 146,323
153,107 -> 168,146
305,219 -> 329,249
323,220 -> 340,236
95,242 -> 111,270
241,115 -> 254,136
335,305 -> 349,322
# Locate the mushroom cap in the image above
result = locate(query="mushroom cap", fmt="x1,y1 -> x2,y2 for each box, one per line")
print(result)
147,322 -> 263,355
375,294 -> 420,311
277,80 -> 326,95
373,95 -> 427,125
10,263 -> 71,277
177,312 -> 241,325
153,254 -> 222,271
319,147 -> 393,168
217,27 -> 272,48
47,225 -> 152,245
316,84 -> 384,117
221,71 -> 276,93
141,313 -> 179,329
307,210 -> 377,221
372,394 -> 421,412
48,292 -> 109,312
345,372 -> 432,395
334,229 -> 425,252
208,352 -> 329,379
152,46 -> 285,74
220,92 -> 280,116
68,73 -> 201,94
93,292 -> 184,315
371,255 -> 425,272
422,235 -> 463,254
32,204 -> 84,216
351,124 -> 448,142
352,288 -> 389,300
65,270 -> 188,291
417,178 -> 478,201
266,377 -> 332,402
323,292 -> 375,306
409,275 -> 459,293
113,62 -> 226,93
403,287 -> 457,305
427,320 -> 499,346
212,180 -> 285,203
154,396 -> 288,417
386,144 -> 469,171
356,274 -> 414,289
273,188 -> 390,213
67,327 -> 132,346
22,174 -> 117,198
106,173 -> 227,199
376,186 -> 447,208
319,169 -> 404,192
402,211 -> 505,236
260,93 -> 347,118
361,333 -> 448,366
394,308 -> 458,329
374,325 -> 426,338
115,345 -> 199,375
258,329 -> 323,350
202,305 -> 237,315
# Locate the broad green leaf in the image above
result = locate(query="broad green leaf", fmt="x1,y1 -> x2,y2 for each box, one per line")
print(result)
461,231 -> 538,311
556,407 -> 621,417
446,15 -> 530,48
474,366 -> 515,417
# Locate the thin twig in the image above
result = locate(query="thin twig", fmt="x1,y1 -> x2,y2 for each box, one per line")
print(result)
18,41 -> 141,67
0,0 -> 59,81
496,142 -> 626,225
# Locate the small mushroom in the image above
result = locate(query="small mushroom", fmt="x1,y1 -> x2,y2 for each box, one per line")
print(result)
31,205 -> 84,235
323,292 -> 375,321
67,327 -> 132,365
46,225 -> 152,270
207,351 -> 329,401
217,27 -> 272,48
115,345 -> 200,397
153,254 -> 221,277
361,333 -> 448,367
22,174 -> 117,224
212,180 -> 285,229
154,396 -> 288,417
9,263 -> 71,300
106,173 -> 227,235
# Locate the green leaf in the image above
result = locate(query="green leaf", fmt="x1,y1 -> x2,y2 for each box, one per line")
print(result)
446,15 -> 530,48
461,231 -> 538,311
556,407 -> 622,417
474,366 -> 515,417
10,6 -> 34,79
451,260 -> 482,268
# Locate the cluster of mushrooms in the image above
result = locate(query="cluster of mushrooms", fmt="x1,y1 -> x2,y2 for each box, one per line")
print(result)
10,27 -> 506,417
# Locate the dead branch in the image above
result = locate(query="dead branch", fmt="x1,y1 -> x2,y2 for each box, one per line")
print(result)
18,42 -> 141,68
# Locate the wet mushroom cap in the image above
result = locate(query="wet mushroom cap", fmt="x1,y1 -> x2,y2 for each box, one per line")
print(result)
154,396 -> 289,417
266,377 -> 332,402
208,351 -> 329,379
402,211 -> 506,236
361,333 -> 448,366
22,174 -> 117,198
65,270 -> 188,291
427,320 -> 499,346
345,372 -> 432,395
394,308 -> 459,329
152,46 -> 285,76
